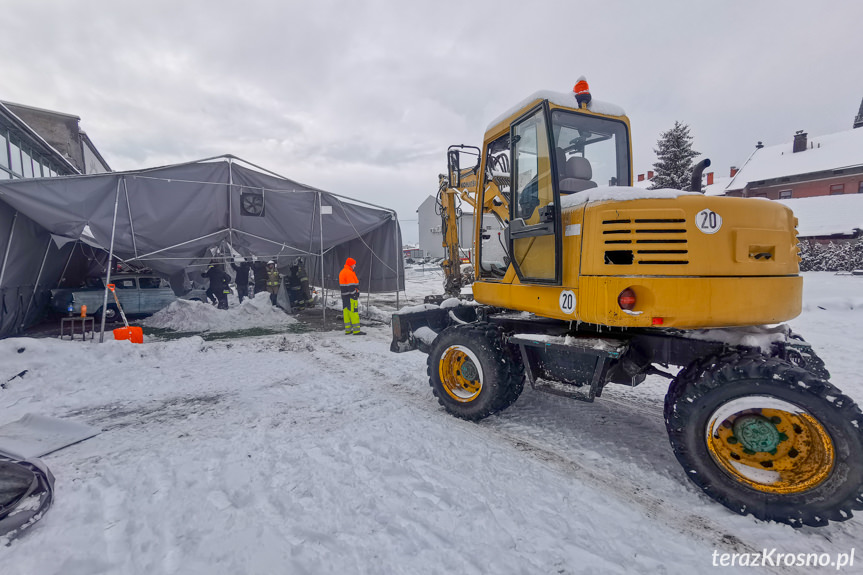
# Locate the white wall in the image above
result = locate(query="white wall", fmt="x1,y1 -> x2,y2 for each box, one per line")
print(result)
417,195 -> 502,260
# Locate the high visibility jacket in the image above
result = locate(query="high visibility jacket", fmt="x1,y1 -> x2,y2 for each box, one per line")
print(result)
266,269 -> 280,286
266,269 -> 280,294
339,265 -> 359,297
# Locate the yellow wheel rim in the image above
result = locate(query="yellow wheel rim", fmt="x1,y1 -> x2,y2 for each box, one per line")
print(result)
438,345 -> 483,403
706,396 -> 835,494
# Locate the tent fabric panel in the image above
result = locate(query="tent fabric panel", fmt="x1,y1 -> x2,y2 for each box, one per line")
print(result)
228,162 -> 317,194
230,189 -> 320,254
120,175 -> 230,258
0,175 -> 121,239
316,192 -> 397,249
305,215 -> 404,294
134,160 -> 231,183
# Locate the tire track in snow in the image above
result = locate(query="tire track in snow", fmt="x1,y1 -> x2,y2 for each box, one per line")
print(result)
490,431 -> 806,575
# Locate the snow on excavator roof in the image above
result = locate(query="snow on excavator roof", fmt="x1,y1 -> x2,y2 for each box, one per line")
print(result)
485,90 -> 627,133
559,186 -> 700,210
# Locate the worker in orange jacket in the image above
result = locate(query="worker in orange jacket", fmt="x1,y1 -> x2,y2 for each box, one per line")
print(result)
339,257 -> 365,335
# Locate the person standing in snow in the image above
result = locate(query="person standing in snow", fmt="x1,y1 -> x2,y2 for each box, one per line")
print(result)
231,259 -> 252,303
202,264 -> 231,310
252,259 -> 268,295
339,257 -> 365,335
265,260 -> 281,306
287,261 -> 303,311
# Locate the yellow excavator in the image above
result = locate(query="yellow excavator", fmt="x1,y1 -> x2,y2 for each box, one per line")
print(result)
391,78 -> 863,527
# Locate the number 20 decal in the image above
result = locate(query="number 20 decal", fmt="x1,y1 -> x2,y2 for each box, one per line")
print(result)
559,290 -> 576,314
696,209 -> 722,234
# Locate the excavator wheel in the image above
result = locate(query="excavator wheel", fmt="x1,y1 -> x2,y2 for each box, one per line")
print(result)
665,352 -> 863,527
427,323 -> 524,421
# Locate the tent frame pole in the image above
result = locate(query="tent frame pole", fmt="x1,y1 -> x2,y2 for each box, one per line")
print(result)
57,240 -> 78,288
21,235 -> 52,329
319,191 -> 325,326
0,211 -> 18,289
134,230 -> 228,260
393,212 -> 400,310
123,178 -> 138,258
228,158 -> 234,257
98,179 -> 123,343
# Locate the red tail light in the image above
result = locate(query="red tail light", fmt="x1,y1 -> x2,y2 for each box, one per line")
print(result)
618,288 -> 636,310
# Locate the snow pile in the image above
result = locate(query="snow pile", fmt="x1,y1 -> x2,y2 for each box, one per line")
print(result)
142,292 -> 296,332
683,325 -> 790,352
485,89 -> 626,132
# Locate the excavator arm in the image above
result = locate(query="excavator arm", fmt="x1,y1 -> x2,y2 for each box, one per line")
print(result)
437,146 -> 511,298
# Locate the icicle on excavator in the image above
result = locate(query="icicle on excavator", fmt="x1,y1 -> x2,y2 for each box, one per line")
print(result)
391,77 -> 863,527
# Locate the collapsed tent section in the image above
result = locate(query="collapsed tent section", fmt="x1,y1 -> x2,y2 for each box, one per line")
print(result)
0,155 -> 404,337
0,203 -> 77,337
0,456 -> 54,543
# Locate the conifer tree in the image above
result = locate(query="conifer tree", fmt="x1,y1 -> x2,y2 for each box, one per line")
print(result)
649,121 -> 700,190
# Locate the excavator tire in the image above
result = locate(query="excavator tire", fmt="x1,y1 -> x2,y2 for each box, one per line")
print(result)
665,352 -> 863,527
784,332 -> 830,380
427,323 -> 524,421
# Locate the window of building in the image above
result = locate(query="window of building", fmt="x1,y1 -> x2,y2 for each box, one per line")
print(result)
0,169 -> 10,180
830,184 -> 844,195
779,190 -> 792,199
0,130 -> 8,169
858,181 -> 863,194
9,140 -> 22,175
21,148 -> 33,178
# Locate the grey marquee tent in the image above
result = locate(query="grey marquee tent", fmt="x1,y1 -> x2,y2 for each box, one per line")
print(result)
0,155 -> 404,338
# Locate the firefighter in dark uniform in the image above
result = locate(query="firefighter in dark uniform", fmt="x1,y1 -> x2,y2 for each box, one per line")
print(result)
266,260 -> 281,306
339,257 -> 365,335
296,258 -> 314,309
287,260 -> 304,311
252,259 -> 268,296
231,259 -> 252,303
202,264 -> 231,310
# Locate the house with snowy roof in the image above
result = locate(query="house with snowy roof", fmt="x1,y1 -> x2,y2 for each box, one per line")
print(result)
712,118 -> 863,243
723,128 -> 863,200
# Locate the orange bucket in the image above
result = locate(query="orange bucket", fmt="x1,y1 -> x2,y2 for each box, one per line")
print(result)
113,326 -> 144,344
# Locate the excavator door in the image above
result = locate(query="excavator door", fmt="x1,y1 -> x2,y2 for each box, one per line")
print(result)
508,105 -> 560,284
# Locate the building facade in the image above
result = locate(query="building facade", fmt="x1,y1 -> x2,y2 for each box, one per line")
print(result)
416,195 -> 501,260
2,101 -> 111,175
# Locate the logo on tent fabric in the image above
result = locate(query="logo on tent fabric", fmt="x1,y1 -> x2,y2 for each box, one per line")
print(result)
240,190 -> 265,217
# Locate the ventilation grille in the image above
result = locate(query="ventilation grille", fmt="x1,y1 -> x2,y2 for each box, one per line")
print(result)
602,216 -> 689,265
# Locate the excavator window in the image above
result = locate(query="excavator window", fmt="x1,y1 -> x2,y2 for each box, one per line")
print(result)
479,133 -> 511,279
551,110 -> 630,191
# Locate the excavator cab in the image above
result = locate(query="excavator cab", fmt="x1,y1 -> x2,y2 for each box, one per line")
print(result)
445,93 -> 633,289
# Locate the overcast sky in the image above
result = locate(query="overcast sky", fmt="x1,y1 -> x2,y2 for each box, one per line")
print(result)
3,0 -> 862,243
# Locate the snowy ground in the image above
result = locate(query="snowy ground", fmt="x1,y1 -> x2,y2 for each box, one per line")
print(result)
0,270 -> 861,574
